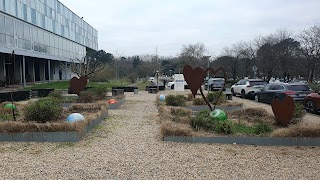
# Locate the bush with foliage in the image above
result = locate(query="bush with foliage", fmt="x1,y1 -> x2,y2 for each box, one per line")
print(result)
191,110 -> 234,134
193,98 -> 206,105
78,91 -> 95,103
48,91 -> 63,101
190,110 -> 214,131
207,91 -> 226,104
88,86 -> 108,100
309,83 -> 320,93
293,102 -> 306,119
24,97 -> 62,123
165,95 -> 187,106
291,102 -> 306,124
214,120 -> 234,134
253,122 -> 272,135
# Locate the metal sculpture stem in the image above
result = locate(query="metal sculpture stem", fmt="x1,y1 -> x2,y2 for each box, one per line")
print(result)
199,87 -> 213,111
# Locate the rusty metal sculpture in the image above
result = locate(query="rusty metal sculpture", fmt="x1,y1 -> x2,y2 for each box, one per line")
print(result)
183,65 -> 227,111
271,96 -> 295,126
69,76 -> 88,95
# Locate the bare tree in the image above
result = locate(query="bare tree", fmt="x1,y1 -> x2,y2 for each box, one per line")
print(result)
179,43 -> 207,67
298,25 -> 320,82
70,56 -> 106,78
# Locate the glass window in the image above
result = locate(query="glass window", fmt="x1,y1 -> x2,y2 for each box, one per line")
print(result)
23,24 -> 30,40
23,3 -> 27,21
0,14 -> 4,34
31,8 -> 36,24
38,29 -> 44,44
4,0 -> 9,13
15,21 -> 23,38
5,16 -> 14,36
0,0 -> 3,11
41,14 -> 45,28
32,28 -> 38,43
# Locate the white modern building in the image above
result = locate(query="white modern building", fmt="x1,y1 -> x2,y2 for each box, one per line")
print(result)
0,0 -> 98,87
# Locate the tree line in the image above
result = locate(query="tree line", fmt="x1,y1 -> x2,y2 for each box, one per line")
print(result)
84,24 -> 320,83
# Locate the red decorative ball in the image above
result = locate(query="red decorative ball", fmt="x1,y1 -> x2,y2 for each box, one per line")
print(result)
109,99 -> 117,104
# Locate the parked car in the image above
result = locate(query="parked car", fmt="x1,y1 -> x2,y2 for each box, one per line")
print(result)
167,81 -> 188,89
231,79 -> 267,99
304,92 -> 320,114
205,78 -> 225,91
254,83 -> 313,104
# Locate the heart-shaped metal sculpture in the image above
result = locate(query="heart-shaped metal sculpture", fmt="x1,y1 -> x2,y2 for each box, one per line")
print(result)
183,65 -> 205,97
271,96 -> 295,126
183,65 -> 227,111
70,76 -> 88,95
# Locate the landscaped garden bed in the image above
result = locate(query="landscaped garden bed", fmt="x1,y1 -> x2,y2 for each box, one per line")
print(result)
157,93 -> 320,146
0,87 -> 110,142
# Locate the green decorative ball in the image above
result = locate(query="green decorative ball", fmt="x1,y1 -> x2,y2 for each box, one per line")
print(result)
4,103 -> 16,110
210,109 -> 227,121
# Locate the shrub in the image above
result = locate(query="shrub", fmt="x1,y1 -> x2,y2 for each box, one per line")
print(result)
88,86 -> 108,100
78,91 -> 95,103
165,95 -> 187,106
48,91 -> 63,101
207,91 -> 226,104
190,110 -> 214,131
214,120 -> 234,134
293,102 -> 306,119
24,97 -> 62,123
193,98 -> 206,105
309,83 -> 320,93
254,122 -> 272,135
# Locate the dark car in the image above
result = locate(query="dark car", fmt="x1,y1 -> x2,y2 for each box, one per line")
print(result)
304,92 -> 320,114
254,83 -> 312,104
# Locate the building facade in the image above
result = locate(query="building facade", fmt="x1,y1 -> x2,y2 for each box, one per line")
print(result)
0,0 -> 98,87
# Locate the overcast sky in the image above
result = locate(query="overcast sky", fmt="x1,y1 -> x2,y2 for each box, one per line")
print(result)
59,0 -> 320,57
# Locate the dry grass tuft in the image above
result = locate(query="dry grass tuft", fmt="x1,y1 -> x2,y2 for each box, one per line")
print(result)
271,124 -> 320,137
158,106 -> 192,124
160,121 -> 193,139
70,103 -> 106,112
221,102 -> 244,107
228,108 -> 274,123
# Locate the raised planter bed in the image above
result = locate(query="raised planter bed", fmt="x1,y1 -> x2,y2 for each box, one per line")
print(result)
145,85 -> 165,91
31,88 -> 54,98
0,111 -> 108,142
164,136 -> 320,146
112,86 -> 138,92
0,90 -> 31,102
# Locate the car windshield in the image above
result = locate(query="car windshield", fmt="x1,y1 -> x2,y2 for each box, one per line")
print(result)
213,80 -> 224,83
249,81 -> 265,86
287,85 -> 310,91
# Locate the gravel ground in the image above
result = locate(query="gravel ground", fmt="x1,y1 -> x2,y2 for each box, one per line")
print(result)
0,90 -> 320,179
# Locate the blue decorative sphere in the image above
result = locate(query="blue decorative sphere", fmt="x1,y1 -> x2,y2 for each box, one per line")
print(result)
159,94 -> 166,101
66,113 -> 85,123
210,109 -> 227,121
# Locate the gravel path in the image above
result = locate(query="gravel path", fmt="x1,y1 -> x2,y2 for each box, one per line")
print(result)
0,90 -> 320,179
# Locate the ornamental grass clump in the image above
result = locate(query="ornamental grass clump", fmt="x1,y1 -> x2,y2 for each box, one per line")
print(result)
165,95 -> 187,106
24,97 -> 62,123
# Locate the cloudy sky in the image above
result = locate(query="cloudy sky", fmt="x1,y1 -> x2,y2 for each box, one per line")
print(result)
59,0 -> 320,57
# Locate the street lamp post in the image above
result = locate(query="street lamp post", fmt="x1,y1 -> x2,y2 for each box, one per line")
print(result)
203,56 -> 211,94
156,70 -> 159,92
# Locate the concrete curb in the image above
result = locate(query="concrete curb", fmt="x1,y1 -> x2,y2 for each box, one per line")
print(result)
164,136 -> 320,146
0,111 -> 108,142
